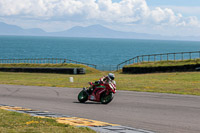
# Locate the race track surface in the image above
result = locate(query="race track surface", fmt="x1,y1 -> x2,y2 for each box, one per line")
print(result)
0,84 -> 200,133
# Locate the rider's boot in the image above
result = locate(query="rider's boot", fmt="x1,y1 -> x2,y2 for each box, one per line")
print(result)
87,87 -> 93,94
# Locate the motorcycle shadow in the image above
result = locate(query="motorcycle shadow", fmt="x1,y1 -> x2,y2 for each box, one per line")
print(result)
73,101 -> 101,104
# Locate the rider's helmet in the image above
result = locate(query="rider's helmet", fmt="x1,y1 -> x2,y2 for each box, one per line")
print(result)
108,73 -> 115,80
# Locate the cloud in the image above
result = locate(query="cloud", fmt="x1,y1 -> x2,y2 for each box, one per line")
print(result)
159,6 -> 200,17
0,0 -> 199,34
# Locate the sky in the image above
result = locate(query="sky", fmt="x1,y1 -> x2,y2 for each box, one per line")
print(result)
0,0 -> 200,36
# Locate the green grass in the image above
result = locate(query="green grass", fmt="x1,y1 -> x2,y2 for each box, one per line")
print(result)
0,63 -> 100,74
0,71 -> 200,95
0,109 -> 95,133
125,59 -> 200,67
116,72 -> 200,95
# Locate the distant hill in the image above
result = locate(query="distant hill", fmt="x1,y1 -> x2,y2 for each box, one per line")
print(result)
50,24 -> 162,40
0,21 -> 200,41
0,22 -> 46,36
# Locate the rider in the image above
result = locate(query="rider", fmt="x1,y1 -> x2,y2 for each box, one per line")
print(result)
100,73 -> 116,85
87,73 -> 116,93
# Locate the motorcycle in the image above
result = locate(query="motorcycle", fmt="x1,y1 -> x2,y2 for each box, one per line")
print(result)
78,81 -> 116,104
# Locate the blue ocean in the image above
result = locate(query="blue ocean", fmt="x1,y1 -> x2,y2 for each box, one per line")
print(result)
0,36 -> 200,70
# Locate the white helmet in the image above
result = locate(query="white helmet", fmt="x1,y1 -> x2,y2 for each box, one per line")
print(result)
108,73 -> 115,80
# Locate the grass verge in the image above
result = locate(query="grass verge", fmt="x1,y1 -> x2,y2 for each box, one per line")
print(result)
124,59 -> 200,67
0,71 -> 200,95
0,63 -> 100,74
0,109 -> 95,133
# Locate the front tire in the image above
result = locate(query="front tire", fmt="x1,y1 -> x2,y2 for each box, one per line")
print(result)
78,90 -> 88,103
100,92 -> 114,104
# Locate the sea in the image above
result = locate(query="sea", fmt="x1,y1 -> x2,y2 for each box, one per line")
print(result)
0,35 -> 200,70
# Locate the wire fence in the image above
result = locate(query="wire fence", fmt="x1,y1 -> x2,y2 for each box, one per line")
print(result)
117,51 -> 200,70
1,51 -> 200,71
96,65 -> 117,71
0,58 -> 97,69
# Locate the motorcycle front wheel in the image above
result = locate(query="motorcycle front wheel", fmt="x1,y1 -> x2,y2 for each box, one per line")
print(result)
100,92 -> 114,104
78,90 -> 88,103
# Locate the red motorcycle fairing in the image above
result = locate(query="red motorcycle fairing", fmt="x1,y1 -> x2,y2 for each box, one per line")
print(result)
78,80 -> 116,104
89,87 -> 106,102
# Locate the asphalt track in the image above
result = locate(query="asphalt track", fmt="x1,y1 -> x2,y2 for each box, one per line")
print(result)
0,84 -> 200,133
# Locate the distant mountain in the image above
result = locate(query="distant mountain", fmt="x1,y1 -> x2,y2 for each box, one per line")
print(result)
0,22 -> 46,36
50,24 -> 162,40
0,21 -> 200,41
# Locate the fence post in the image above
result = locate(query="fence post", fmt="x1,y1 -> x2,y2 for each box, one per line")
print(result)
148,55 -> 150,62
160,54 -> 162,61
174,53 -> 176,61
182,53 -> 184,60
154,55 -> 156,62
189,52 -> 192,60
142,56 -> 144,62
167,54 -> 169,61
199,51 -> 200,58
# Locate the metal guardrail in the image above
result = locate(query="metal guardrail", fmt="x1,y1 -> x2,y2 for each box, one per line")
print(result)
0,58 -> 97,69
1,51 -> 200,71
117,51 -> 200,70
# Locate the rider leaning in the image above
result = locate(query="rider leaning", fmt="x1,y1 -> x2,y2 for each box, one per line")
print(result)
100,73 -> 116,85
88,73 -> 116,92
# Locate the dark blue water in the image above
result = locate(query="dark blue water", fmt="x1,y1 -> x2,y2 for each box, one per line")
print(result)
0,35 -> 200,68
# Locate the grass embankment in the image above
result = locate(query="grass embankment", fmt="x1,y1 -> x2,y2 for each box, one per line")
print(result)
0,71 -> 200,95
124,59 -> 200,67
0,63 -> 99,74
0,62 -> 200,95
0,109 -> 95,133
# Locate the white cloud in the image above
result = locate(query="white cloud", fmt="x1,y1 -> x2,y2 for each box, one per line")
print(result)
158,6 -> 200,18
0,0 -> 199,35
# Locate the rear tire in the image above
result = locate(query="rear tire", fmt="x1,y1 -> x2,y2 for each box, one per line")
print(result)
78,90 -> 88,103
100,92 -> 113,104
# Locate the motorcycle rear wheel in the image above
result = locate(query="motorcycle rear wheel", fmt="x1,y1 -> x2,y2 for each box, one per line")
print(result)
78,90 -> 88,103
100,93 -> 113,104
